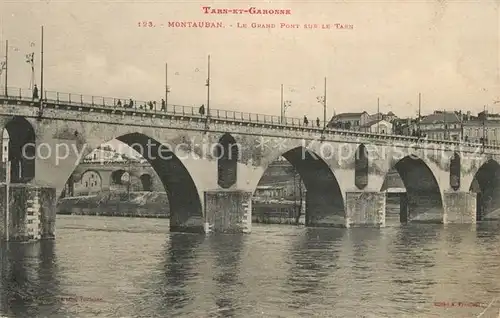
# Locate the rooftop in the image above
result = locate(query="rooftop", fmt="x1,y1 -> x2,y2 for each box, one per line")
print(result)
360,119 -> 389,127
463,119 -> 500,127
331,111 -> 368,119
420,111 -> 461,124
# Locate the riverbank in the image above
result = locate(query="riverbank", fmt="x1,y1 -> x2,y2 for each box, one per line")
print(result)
57,191 -> 169,218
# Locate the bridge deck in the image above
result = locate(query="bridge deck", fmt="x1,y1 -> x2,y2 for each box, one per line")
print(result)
1,86 -> 499,151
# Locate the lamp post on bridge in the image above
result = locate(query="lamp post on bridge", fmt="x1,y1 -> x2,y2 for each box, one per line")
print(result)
165,63 -> 170,112
283,100 -> 292,123
25,52 -> 35,90
417,93 -> 422,138
206,54 -> 211,118
25,40 -> 36,90
482,104 -> 487,150
1,40 -> 7,96
38,25 -> 45,119
280,84 -> 292,124
316,77 -> 327,131
2,129 -> 9,241
377,97 -> 380,134
203,55 -> 211,130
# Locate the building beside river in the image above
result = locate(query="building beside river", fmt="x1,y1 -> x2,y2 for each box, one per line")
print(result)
252,158 -> 306,224
462,110 -> 500,145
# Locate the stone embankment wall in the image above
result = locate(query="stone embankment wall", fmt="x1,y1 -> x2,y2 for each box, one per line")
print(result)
57,191 -> 169,218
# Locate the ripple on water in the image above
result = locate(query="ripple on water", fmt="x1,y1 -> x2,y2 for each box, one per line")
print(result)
1,216 -> 500,317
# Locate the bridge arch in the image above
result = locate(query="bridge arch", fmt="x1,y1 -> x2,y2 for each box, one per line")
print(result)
383,155 -> 443,223
252,146 -> 345,226
469,159 -> 500,221
115,133 -> 202,231
140,173 -> 153,191
3,116 -> 36,183
216,133 -> 239,189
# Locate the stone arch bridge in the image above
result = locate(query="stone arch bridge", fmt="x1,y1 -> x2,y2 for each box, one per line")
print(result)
1,88 -> 500,240
67,161 -> 163,196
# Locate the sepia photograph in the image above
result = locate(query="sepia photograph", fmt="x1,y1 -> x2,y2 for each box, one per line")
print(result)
0,0 -> 500,317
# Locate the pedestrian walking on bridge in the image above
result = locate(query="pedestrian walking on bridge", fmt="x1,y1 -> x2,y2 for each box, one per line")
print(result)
32,84 -> 39,100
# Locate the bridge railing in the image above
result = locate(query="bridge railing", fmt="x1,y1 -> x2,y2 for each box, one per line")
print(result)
0,87 -> 315,126
2,87 -> 500,149
1,87 -> 32,99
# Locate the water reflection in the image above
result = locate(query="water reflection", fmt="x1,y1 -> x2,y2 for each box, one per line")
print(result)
374,226 -> 436,316
137,233 -> 205,317
0,241 -> 65,317
476,221 -> 500,242
162,233 -> 205,312
472,223 -> 500,308
2,216 -> 500,317
284,228 -> 345,312
208,234 -> 246,318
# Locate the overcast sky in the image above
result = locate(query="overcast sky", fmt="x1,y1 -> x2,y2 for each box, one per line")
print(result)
1,1 -> 499,120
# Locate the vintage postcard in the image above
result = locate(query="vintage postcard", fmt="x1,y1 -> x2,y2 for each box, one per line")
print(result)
0,1 -> 499,317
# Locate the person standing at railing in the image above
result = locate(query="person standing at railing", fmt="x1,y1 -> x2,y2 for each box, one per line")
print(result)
316,117 -> 320,128
199,104 -> 205,116
148,101 -> 153,110
32,84 -> 39,100
161,99 -> 166,111
303,116 -> 309,126
153,101 -> 157,111
117,99 -> 122,107
129,99 -> 134,108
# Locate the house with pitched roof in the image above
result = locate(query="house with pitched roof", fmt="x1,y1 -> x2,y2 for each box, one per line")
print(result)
419,111 -> 462,140
327,111 -> 369,130
359,119 -> 393,134
367,111 -> 398,123
463,110 -> 500,145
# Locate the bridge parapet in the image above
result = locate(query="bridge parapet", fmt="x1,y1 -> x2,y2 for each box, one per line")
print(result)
2,87 -> 500,156
2,87 -> 500,152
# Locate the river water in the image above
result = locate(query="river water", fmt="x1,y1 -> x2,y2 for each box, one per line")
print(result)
1,214 -> 500,318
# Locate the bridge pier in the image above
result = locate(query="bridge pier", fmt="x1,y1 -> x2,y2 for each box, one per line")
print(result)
0,184 -> 56,242
345,191 -> 386,227
442,191 -> 477,224
204,190 -> 252,233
